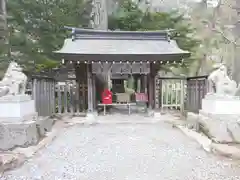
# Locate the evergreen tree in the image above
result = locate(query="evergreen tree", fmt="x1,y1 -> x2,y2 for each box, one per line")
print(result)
4,0 -> 92,72
108,0 -> 200,75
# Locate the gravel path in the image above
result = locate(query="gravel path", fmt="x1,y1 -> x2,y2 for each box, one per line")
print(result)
2,122 -> 240,180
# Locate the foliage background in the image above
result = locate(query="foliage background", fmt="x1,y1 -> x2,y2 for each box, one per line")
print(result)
0,0 -> 92,75
108,0 -> 201,76
0,0 -> 238,79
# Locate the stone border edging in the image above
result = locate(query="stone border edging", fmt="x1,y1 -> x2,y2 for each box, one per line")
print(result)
177,125 -> 240,159
0,120 -> 70,175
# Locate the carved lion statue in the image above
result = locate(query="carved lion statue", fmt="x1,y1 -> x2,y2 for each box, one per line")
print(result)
207,64 -> 240,96
0,62 -> 27,97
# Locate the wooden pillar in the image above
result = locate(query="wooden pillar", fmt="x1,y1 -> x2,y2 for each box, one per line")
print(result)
92,74 -> 97,109
148,63 -> 155,109
140,75 -> 145,93
144,75 -> 148,94
148,75 -> 154,109
154,76 -> 160,109
152,72 -> 156,109
87,63 -> 94,112
133,75 -> 138,92
75,65 -> 81,113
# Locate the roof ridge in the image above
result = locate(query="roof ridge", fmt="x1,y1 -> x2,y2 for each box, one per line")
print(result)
64,26 -> 170,41
64,26 -> 169,34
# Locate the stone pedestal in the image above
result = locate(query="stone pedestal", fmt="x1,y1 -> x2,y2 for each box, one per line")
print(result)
0,94 -> 54,150
197,94 -> 240,143
202,95 -> 240,114
0,121 -> 39,150
0,95 -> 36,123
86,111 -> 97,122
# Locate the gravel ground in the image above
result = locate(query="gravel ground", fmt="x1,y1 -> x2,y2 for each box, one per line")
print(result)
2,122 -> 240,180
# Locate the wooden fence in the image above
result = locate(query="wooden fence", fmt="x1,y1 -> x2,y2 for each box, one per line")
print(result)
156,77 -> 185,111
27,74 -> 208,117
186,76 -> 208,113
26,76 -> 56,117
27,76 -> 88,117
54,83 -> 87,114
156,76 -> 208,113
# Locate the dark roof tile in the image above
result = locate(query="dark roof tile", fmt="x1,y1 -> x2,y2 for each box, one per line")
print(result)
54,27 -> 190,61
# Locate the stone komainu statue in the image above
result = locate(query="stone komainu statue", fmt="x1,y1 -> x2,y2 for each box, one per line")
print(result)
0,61 -> 27,97
207,64 -> 240,96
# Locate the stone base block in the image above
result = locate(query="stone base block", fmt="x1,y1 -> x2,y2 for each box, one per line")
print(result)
153,112 -> 161,118
145,108 -> 154,117
0,95 -> 37,123
0,112 -> 38,123
0,116 -> 56,150
198,111 -> 240,143
36,117 -> 55,137
0,121 -> 40,150
202,96 -> 240,115
136,103 -> 147,113
199,110 -> 240,122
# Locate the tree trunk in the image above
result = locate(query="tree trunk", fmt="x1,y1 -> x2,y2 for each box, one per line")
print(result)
0,0 -> 7,46
232,0 -> 240,83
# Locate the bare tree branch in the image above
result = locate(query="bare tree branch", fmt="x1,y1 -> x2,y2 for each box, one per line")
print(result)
212,28 -> 239,46
201,19 -> 239,46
